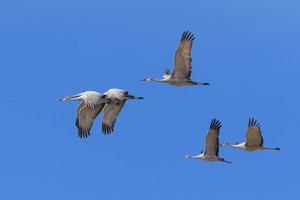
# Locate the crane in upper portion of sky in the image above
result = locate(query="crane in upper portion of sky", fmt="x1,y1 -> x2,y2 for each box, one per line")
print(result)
141,31 -> 209,86
220,117 -> 280,152
60,89 -> 143,138
184,118 -> 232,163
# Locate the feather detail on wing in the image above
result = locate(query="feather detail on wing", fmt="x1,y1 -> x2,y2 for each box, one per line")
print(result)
172,31 -> 194,79
204,118 -> 222,157
246,117 -> 263,148
101,101 -> 126,134
76,102 -> 105,138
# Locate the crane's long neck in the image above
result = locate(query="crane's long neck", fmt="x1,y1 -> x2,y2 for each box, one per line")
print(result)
223,142 -> 246,150
185,153 -> 203,160
142,78 -> 165,83
62,94 -> 83,101
232,142 -> 246,150
221,142 -> 232,147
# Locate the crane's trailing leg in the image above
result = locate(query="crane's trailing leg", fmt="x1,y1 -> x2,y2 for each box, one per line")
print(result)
126,95 -> 144,100
188,80 -> 210,86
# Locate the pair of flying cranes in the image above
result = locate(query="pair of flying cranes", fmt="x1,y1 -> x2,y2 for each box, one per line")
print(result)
61,31 -> 280,163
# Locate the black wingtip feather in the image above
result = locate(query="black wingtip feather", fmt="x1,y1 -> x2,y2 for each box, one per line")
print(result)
210,118 -> 222,129
181,31 -> 187,41
248,117 -> 261,128
181,31 -> 194,42
78,129 -> 90,139
75,119 -> 91,138
102,123 -> 114,135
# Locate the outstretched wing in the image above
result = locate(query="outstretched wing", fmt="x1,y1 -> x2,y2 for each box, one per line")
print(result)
76,102 -> 105,138
172,31 -> 195,79
204,118 -> 222,157
245,117 -> 263,148
102,101 -> 126,134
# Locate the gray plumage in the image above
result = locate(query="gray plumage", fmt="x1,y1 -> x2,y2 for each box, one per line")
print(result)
220,117 -> 280,152
184,118 -> 231,163
60,91 -> 109,138
61,89 -> 143,137
76,101 -> 106,138
245,117 -> 264,149
172,31 -> 194,80
141,31 -> 209,86
102,88 -> 144,134
204,118 -> 222,157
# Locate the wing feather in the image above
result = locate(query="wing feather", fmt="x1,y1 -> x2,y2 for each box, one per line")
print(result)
172,31 -> 194,79
245,117 -> 263,148
76,102 -> 105,138
101,101 -> 126,134
204,118 -> 221,157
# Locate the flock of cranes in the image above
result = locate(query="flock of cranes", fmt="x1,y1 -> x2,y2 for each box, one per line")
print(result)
60,89 -> 143,138
184,118 -> 280,163
61,31 -> 280,163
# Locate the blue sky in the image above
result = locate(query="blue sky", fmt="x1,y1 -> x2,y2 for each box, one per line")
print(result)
0,0 -> 299,199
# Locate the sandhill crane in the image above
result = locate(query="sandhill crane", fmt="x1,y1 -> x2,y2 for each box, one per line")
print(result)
141,31 -> 209,86
60,89 -> 143,138
102,88 -> 144,134
60,91 -> 110,138
184,118 -> 231,163
220,117 -> 280,152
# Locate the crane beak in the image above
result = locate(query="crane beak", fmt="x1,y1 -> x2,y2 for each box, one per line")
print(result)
141,78 -> 152,81
184,155 -> 192,159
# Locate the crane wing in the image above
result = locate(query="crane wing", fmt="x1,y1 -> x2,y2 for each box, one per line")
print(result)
245,117 -> 264,148
102,101 -> 126,134
172,31 -> 194,79
76,102 -> 105,138
204,118 -> 221,157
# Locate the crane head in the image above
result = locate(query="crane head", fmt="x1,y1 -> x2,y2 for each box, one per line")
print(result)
59,94 -> 82,101
60,96 -> 69,101
141,78 -> 154,82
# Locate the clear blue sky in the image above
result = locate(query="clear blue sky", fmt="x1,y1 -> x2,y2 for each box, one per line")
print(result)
0,0 -> 299,199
